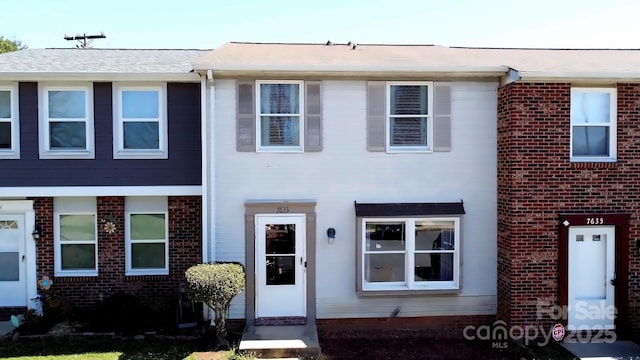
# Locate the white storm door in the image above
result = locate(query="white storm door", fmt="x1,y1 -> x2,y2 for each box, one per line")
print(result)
0,214 -> 27,306
256,215 -> 306,318
568,226 -> 615,330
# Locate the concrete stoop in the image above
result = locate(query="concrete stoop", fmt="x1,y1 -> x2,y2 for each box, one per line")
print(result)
239,324 -> 320,358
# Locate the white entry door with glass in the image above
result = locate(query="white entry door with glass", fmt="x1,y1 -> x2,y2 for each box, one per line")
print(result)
255,215 -> 306,318
0,214 -> 27,306
568,226 -> 616,330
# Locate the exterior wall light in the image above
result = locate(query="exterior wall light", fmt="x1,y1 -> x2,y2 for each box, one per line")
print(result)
327,227 -> 336,244
32,224 -> 41,240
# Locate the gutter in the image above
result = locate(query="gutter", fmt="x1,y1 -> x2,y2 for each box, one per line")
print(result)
0,72 -> 201,82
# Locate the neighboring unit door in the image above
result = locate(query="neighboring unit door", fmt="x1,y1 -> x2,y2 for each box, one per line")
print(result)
568,226 -> 615,330
256,215 -> 306,318
0,214 -> 27,307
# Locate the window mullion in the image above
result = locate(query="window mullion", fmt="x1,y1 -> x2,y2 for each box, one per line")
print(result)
406,219 -> 415,288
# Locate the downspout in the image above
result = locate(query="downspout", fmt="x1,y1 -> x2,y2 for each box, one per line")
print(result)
199,70 -> 216,265
207,69 -> 216,264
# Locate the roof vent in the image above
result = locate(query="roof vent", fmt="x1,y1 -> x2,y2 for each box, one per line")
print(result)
326,40 -> 332,46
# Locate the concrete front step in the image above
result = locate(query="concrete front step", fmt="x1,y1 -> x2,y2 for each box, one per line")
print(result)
239,323 -> 320,358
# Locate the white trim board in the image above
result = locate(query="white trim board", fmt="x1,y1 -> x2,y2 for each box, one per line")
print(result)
0,186 -> 202,197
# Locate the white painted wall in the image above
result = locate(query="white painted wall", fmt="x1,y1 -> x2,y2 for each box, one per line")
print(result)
213,79 -> 498,319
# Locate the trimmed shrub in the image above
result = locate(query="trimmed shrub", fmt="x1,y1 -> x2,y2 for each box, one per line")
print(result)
185,262 -> 245,349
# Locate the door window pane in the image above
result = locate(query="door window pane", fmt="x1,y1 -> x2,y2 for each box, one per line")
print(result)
0,252 -> 18,281
265,224 -> 295,254
266,256 -> 295,285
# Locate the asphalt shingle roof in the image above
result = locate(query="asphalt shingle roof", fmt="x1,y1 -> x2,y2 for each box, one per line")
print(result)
0,48 -> 208,74
193,42 -> 640,78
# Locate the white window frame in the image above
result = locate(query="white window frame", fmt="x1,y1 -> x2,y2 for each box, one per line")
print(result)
386,82 -> 433,153
570,87 -> 617,162
39,83 -> 94,159
54,197 -> 98,277
256,80 -> 304,153
361,217 -> 460,292
125,196 -> 169,276
113,83 -> 168,159
0,83 -> 20,159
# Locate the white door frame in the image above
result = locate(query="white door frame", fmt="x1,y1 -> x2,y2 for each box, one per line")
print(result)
568,226 -> 616,330
0,200 -> 37,310
255,214 -> 306,318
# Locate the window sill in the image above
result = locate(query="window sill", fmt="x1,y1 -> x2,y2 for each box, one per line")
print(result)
570,161 -> 618,170
386,148 -> 432,154
54,271 -> 98,278
256,147 -> 304,154
125,274 -> 170,281
114,149 -> 168,159
39,150 -> 95,160
0,151 -> 19,159
125,270 -> 169,277
358,282 -> 460,297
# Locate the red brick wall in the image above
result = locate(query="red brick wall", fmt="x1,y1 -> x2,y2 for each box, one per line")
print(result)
32,196 -> 202,312
497,82 -> 640,331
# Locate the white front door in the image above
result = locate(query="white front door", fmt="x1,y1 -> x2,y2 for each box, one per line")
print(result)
256,215 -> 306,318
0,214 -> 27,306
568,226 -> 615,330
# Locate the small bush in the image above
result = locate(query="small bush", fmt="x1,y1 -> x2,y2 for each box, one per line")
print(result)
48,321 -> 77,337
185,262 -> 245,349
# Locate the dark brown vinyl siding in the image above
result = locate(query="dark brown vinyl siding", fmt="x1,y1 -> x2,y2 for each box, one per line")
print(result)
0,82 -> 201,187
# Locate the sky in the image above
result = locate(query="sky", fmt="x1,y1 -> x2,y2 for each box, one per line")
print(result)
3,0 -> 640,50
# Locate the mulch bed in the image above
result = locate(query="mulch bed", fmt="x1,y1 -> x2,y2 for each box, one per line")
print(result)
317,328 -> 532,360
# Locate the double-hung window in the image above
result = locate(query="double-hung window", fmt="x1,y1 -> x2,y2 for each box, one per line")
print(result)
360,217 -> 459,292
40,84 -> 94,159
114,84 -> 167,159
570,87 -> 617,162
125,196 -> 168,275
355,202 -> 464,294
54,197 -> 98,277
387,82 -> 433,152
0,84 -> 19,159
256,80 -> 304,152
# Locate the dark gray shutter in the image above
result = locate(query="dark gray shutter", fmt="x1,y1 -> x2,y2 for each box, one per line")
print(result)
305,81 -> 322,152
367,81 -> 386,151
433,82 -> 451,152
237,81 -> 255,151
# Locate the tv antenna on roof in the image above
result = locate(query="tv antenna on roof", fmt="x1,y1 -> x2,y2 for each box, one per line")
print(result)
64,32 -> 106,48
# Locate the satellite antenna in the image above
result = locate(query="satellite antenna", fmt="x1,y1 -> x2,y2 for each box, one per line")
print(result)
64,32 -> 106,48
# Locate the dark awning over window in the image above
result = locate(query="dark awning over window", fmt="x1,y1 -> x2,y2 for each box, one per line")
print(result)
354,201 -> 465,217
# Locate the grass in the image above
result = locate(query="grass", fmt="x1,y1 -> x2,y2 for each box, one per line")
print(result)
0,332 -> 579,360
0,336 -> 209,360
